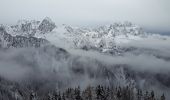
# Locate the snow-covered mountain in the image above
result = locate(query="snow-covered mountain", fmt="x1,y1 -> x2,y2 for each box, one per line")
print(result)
2,17 -> 168,57
0,18 -> 151,54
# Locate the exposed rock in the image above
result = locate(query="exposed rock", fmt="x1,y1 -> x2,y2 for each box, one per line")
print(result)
38,17 -> 56,33
0,26 -> 48,48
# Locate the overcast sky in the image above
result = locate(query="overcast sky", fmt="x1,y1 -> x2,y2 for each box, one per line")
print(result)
0,0 -> 170,33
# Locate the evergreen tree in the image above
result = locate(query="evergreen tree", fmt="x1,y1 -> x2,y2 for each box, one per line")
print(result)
144,91 -> 149,100
116,87 -> 122,100
150,91 -> 155,100
161,94 -> 165,100
58,92 -> 62,100
82,86 -> 93,100
29,90 -> 37,100
75,86 -> 82,100
96,85 -> 103,100
137,89 -> 142,100
62,93 -> 65,100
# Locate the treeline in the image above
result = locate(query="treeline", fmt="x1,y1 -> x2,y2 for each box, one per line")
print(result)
28,85 -> 166,100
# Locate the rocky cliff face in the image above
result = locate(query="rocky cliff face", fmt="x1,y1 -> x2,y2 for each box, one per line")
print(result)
38,17 -> 56,33
0,26 -> 48,48
3,17 -> 56,37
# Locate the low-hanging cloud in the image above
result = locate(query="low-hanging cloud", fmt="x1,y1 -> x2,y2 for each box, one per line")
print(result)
0,35 -> 170,97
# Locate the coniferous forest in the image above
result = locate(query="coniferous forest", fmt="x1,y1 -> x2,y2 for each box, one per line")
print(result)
0,76 -> 166,100
28,86 -> 165,100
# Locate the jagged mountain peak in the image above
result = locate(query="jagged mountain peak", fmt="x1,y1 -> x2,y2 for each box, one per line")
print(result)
1,17 -> 56,37
43,17 -> 55,24
38,17 -> 56,33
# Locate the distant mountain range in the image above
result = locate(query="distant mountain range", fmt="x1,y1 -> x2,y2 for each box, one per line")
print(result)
1,17 -> 169,55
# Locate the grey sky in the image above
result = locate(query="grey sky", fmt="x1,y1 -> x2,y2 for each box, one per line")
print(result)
0,0 -> 170,33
